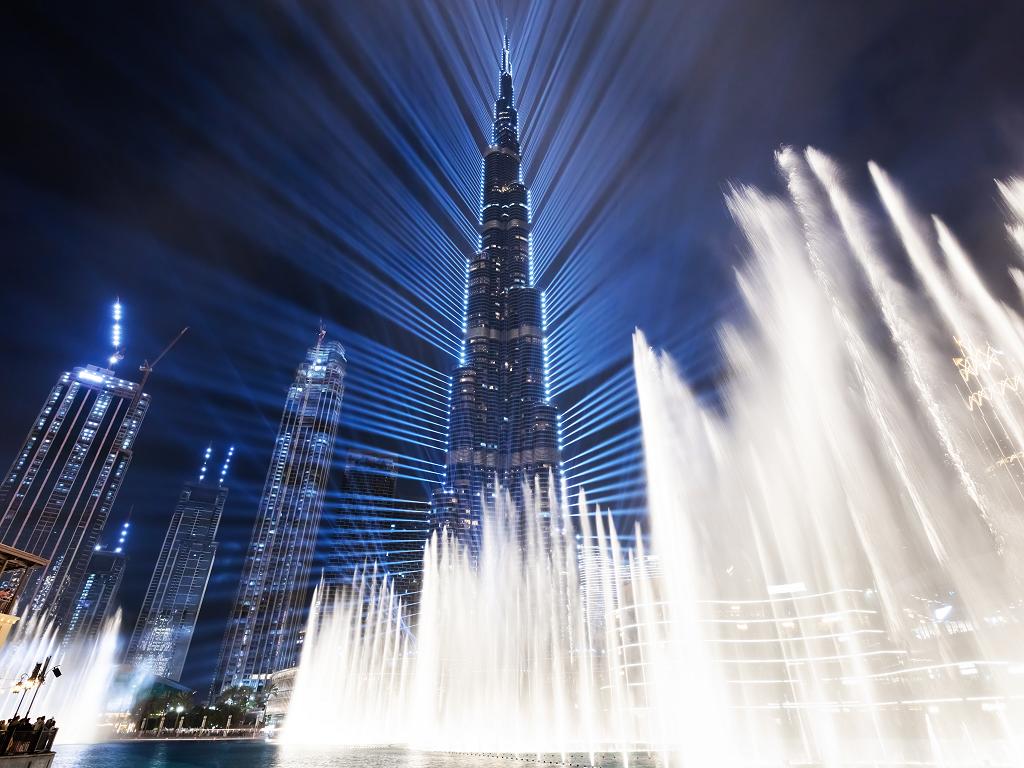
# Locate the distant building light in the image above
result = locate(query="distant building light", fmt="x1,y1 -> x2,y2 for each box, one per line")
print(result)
767,582 -> 807,596
934,604 -> 954,622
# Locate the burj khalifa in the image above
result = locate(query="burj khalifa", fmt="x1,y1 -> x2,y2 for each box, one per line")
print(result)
431,32 -> 561,541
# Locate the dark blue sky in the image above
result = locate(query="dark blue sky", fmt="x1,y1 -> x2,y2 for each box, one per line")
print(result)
1,1 -> 1022,691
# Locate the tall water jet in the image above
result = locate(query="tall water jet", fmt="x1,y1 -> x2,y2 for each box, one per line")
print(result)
633,148 -> 1024,765
0,613 -> 121,743
998,177 -> 1024,264
284,486 -> 648,759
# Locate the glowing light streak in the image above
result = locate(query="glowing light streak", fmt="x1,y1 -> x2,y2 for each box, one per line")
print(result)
344,383 -> 448,426
699,609 -> 878,625
343,338 -> 450,391
344,372 -> 448,415
565,462 -> 643,490
333,439 -> 443,471
563,450 -> 643,485
561,366 -> 634,417
564,478 -> 645,499
844,660 -> 1019,682
342,396 -> 448,437
562,434 -> 642,475
557,376 -> 634,428
561,424 -> 642,465
559,394 -> 637,439
95,27 -> 476,356
561,415 -> 639,448
340,416 -> 447,451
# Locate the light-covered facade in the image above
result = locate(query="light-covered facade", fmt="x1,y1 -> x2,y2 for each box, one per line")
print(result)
63,536 -> 127,646
126,448 -> 231,681
431,34 -> 561,542
0,364 -> 149,629
213,336 -> 346,695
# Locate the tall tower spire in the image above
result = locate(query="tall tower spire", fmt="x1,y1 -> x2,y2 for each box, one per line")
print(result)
498,22 -> 514,106
431,26 -> 561,545
502,19 -> 511,75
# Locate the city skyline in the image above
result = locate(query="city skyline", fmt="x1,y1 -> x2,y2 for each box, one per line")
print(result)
2,1 -> 1022,695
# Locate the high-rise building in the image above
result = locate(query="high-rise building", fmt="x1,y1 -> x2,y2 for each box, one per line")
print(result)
62,519 -> 130,644
326,453 -> 428,600
213,333 -> 346,694
125,445 -> 232,681
431,33 -> 561,540
0,363 -> 149,629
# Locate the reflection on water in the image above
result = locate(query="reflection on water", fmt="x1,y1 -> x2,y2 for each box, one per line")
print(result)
52,743 -> 644,768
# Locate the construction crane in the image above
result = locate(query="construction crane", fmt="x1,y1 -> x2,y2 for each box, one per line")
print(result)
138,326 -> 189,392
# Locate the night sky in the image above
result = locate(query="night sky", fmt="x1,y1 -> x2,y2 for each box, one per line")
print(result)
2,1 -> 1022,692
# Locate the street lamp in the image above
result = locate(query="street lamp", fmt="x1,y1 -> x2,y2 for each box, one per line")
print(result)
9,657 -> 57,720
9,675 -> 30,719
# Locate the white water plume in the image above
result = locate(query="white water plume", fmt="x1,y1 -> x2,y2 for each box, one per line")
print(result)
998,178 -> 1024,263
634,148 -> 1024,765
283,486 -> 658,759
0,613 -> 121,744
285,149 -> 1024,766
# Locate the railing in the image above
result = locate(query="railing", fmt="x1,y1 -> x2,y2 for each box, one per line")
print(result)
125,727 -> 261,740
0,727 -> 58,756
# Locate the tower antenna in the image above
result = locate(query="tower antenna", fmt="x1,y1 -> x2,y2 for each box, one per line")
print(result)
108,298 -> 125,368
199,443 -> 213,483
502,18 -> 511,74
219,445 -> 235,486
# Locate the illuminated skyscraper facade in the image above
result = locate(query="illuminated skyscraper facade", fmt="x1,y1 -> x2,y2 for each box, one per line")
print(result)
432,34 -> 561,539
126,446 -> 232,681
63,519 -> 130,645
214,335 -> 346,694
0,365 -> 149,629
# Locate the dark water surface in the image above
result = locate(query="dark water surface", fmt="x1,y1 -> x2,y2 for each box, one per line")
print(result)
51,743 -> 623,768
53,743 -> 493,768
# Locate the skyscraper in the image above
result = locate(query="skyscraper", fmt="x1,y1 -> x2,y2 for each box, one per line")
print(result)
125,445 -> 232,681
63,519 -> 130,645
431,33 -> 561,539
213,333 -> 346,694
327,453 -> 428,600
0,364 -> 149,629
